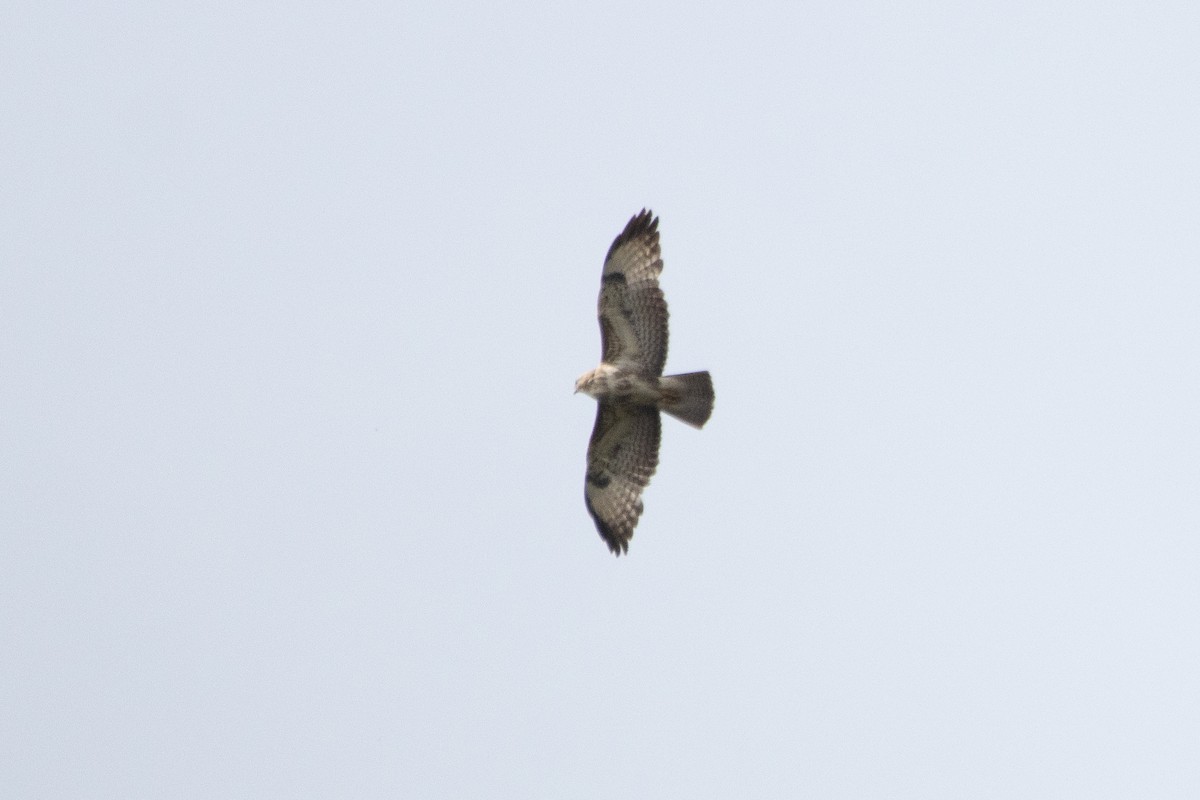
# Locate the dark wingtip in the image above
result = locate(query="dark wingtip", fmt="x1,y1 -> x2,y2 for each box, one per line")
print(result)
605,209 -> 659,263
586,494 -> 632,556
597,522 -> 631,556
596,519 -> 630,556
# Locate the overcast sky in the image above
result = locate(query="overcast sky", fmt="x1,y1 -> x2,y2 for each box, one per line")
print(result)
3,2 -> 1198,797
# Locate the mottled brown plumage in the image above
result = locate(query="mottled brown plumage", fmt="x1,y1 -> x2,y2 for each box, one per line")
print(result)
575,210 -> 714,555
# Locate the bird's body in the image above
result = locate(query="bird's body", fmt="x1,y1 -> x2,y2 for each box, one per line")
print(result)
576,210 -> 714,555
576,367 -> 714,428
575,364 -> 660,405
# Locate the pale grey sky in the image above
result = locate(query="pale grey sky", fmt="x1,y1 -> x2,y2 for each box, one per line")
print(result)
3,2 -> 1198,797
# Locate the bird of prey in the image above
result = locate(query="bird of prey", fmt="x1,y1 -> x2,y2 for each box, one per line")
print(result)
575,210 -> 714,555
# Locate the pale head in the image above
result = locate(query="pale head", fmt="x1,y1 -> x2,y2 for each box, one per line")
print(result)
575,364 -> 617,398
575,369 -> 597,397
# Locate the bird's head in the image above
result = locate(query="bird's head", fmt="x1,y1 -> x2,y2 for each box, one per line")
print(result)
576,364 -> 614,398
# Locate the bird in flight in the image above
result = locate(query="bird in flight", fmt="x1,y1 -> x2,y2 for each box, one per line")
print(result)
575,210 -> 714,555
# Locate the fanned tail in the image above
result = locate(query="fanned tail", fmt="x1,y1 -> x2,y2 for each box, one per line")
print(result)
659,371 -> 714,428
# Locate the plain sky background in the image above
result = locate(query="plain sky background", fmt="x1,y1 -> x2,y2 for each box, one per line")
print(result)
3,2 -> 1198,797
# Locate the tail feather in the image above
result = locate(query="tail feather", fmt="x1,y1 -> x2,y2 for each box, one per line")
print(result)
659,371 -> 714,428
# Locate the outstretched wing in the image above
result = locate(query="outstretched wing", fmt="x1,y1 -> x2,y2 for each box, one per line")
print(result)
584,403 -> 661,555
598,210 -> 669,377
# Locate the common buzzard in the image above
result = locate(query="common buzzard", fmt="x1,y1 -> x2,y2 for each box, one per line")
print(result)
575,210 -> 714,555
